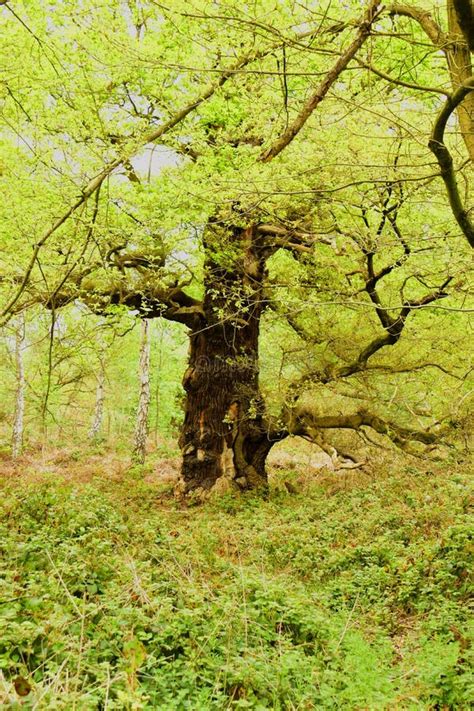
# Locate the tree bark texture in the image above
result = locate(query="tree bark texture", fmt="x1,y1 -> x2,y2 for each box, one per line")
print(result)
12,313 -> 26,459
133,319 -> 151,463
89,356 -> 106,441
177,224 -> 277,495
447,0 -> 474,160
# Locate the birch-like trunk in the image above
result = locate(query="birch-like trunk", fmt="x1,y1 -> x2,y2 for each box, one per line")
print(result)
12,313 -> 26,459
89,357 -> 106,441
133,319 -> 151,463
153,322 -> 164,444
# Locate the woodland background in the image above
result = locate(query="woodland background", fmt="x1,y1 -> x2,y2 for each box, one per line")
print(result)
0,0 -> 472,708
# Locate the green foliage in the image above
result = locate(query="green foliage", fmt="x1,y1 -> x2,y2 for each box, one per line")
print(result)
0,462 -> 472,708
0,309 -> 187,449
0,0 -> 472,456
0,3 -> 473,705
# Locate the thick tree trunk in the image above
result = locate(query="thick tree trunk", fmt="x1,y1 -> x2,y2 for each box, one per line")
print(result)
177,224 -> 276,496
133,319 -> 151,463
447,0 -> 474,160
12,313 -> 26,459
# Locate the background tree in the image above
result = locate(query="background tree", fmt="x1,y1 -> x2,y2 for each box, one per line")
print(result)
133,318 -> 151,464
11,313 -> 25,459
88,340 -> 107,442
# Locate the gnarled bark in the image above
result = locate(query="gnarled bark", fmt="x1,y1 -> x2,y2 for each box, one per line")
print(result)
177,223 -> 279,495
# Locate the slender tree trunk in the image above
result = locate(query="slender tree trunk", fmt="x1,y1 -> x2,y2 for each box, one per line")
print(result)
154,321 -> 164,444
133,319 -> 151,463
41,309 -> 56,441
177,223 -> 279,496
12,313 -> 26,459
89,356 -> 106,441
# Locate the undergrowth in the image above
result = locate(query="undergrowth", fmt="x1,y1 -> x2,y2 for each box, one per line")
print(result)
0,459 -> 472,709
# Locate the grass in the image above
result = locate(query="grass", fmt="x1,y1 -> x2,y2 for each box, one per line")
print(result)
0,451 -> 472,709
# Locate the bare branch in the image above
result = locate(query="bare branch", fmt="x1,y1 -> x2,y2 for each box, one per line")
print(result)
293,274 -> 453,385
260,0 -> 383,162
429,79 -> 474,248
355,57 -> 451,96
390,2 -> 474,159
389,3 -> 447,47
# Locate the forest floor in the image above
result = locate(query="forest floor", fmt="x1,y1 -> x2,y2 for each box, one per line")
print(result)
0,442 -> 472,709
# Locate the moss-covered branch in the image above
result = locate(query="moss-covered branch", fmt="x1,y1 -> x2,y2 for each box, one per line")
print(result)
288,405 -> 444,450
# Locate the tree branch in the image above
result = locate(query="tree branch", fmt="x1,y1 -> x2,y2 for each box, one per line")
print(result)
256,223 -> 331,254
260,0 -> 382,162
389,3 -> 447,47
109,288 -> 204,328
429,78 -> 474,248
292,274 -> 452,386
0,32 -> 313,324
288,405 -> 444,449
390,2 -> 474,160
355,57 -> 451,96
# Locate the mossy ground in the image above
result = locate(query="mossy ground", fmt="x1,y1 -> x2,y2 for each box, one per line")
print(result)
0,450 -> 472,709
